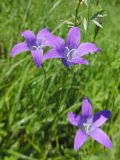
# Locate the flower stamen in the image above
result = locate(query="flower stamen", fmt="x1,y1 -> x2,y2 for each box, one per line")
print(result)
83,122 -> 91,133
65,47 -> 77,60
32,45 -> 43,50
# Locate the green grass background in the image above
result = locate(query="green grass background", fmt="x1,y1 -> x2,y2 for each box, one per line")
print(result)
0,0 -> 120,159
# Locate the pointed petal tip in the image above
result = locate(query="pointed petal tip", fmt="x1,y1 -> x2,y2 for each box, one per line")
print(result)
35,63 -> 42,68
68,112 -> 75,122
106,110 -> 111,117
92,44 -> 101,53
36,65 -> 41,68
68,112 -> 71,120
74,145 -> 79,151
10,55 -> 14,58
91,44 -> 101,52
20,31 -> 26,36
10,52 -> 14,58
68,112 -> 81,127
68,112 -> 73,117
40,28 -> 50,32
20,30 -> 32,35
96,47 -> 101,52
86,61 -> 89,65
20,31 -> 23,35
84,96 -> 90,102
10,49 -> 16,58
82,59 -> 89,65
71,26 -> 80,30
84,97 -> 91,103
98,47 -> 101,51
108,142 -> 112,150
82,97 -> 92,117
101,110 -> 111,119
84,96 -> 88,99
105,137 -> 112,150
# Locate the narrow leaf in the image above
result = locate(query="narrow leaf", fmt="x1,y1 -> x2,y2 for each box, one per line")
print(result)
93,19 -> 103,28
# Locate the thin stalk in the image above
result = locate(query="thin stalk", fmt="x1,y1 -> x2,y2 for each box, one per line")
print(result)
87,0 -> 91,31
52,69 -> 68,125
74,0 -> 82,26
96,0 -> 99,5
93,0 -> 101,40
59,69 -> 68,105
51,69 -> 68,150
108,69 -> 119,130
42,64 -> 48,122
68,67 -> 76,98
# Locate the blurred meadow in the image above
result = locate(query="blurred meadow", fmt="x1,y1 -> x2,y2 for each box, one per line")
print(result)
0,0 -> 120,159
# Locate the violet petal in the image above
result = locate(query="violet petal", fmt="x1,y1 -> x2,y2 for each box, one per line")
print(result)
43,49 -> 64,61
37,28 -> 54,47
11,42 -> 30,57
61,57 -> 89,68
74,129 -> 88,151
31,49 -> 43,68
82,97 -> 93,117
89,128 -> 112,149
93,115 -> 109,127
93,110 -> 111,122
21,30 -> 36,47
77,42 -> 100,57
47,35 -> 65,53
68,112 -> 81,127
69,58 -> 89,65
61,59 -> 73,68
66,27 -> 80,50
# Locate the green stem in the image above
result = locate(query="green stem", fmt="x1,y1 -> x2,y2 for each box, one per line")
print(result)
87,0 -> 91,31
59,69 -> 68,105
68,67 -> 76,99
52,69 -> 68,125
42,64 -> 47,121
75,0 -> 81,26
96,0 -> 99,5
51,69 -> 68,150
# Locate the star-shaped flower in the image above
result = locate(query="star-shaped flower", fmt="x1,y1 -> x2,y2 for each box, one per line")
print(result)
10,28 -> 63,68
46,27 -> 100,67
68,97 -> 112,150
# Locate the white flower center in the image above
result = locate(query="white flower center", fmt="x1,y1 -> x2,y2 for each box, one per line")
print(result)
83,122 -> 92,133
32,45 -> 42,50
65,47 -> 77,60
32,40 -> 44,51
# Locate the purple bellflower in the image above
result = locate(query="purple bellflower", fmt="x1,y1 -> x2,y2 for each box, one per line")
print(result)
10,28 -> 63,68
46,27 -> 100,67
68,97 -> 112,150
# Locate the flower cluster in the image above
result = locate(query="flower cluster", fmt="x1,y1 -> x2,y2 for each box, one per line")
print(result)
10,27 -> 112,151
11,27 -> 100,68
